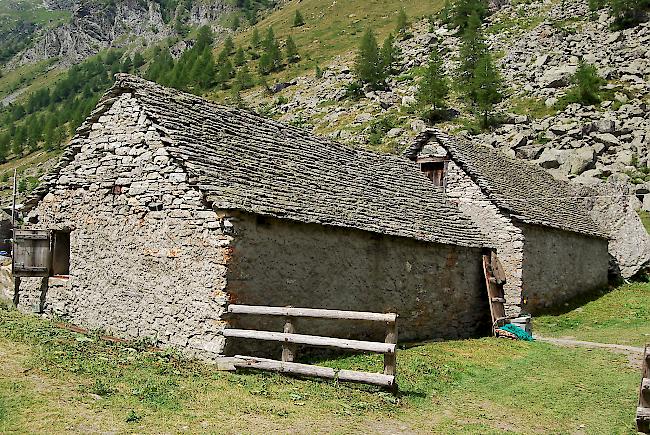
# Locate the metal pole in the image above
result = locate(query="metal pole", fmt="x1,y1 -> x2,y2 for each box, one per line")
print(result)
11,169 -> 17,229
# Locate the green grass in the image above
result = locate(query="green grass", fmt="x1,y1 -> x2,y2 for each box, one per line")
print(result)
535,281 -> 650,347
509,96 -> 558,119
0,301 -> 640,434
639,211 -> 650,234
210,0 -> 445,99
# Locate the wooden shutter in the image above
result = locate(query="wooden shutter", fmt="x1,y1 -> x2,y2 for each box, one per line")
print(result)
13,229 -> 51,277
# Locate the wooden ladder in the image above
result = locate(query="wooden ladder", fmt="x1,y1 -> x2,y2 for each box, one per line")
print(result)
482,250 -> 507,334
638,344 -> 650,433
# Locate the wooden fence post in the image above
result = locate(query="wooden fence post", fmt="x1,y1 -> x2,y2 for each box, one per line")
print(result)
282,316 -> 297,362
383,320 -> 397,377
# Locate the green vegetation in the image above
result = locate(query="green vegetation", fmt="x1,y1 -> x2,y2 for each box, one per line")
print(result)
293,9 -> 305,27
0,49 -> 136,164
556,60 -> 605,109
510,96 -> 558,119
456,11 -> 504,129
354,29 -> 385,90
440,0 -> 489,30
535,281 -> 650,346
639,211 -> 650,234
416,46 -> 450,121
0,302 -> 639,433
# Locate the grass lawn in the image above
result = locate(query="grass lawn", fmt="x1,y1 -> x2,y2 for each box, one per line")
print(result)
0,303 -> 640,434
535,281 -> 650,347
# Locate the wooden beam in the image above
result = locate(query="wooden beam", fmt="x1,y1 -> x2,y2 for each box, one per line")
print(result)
227,305 -> 397,323
233,355 -> 395,388
222,329 -> 396,354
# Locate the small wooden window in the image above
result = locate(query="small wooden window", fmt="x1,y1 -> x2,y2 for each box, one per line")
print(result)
420,161 -> 447,187
51,231 -> 70,276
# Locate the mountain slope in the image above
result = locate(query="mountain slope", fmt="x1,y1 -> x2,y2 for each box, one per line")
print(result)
0,0 -> 648,213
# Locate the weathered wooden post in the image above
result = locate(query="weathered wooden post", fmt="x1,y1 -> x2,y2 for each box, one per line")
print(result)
383,318 -> 397,376
281,316 -> 296,362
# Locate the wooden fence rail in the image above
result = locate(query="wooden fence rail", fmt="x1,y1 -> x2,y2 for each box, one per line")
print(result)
223,304 -> 398,391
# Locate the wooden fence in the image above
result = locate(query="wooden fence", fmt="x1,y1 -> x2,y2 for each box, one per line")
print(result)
223,304 -> 398,391
638,344 -> 650,433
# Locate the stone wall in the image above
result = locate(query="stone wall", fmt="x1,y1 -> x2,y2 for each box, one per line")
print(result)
17,93 -> 231,356
444,161 -> 525,316
519,223 -> 609,312
223,211 -> 491,357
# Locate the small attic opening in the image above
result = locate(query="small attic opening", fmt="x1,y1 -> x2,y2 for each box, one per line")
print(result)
418,157 -> 449,189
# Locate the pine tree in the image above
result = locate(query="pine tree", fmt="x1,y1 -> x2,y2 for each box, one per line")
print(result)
234,47 -> 246,66
417,47 -> 449,116
452,0 -> 488,29
231,14 -> 241,30
285,36 -> 299,63
121,55 -> 133,73
0,134 -> 10,163
133,52 -> 145,69
609,0 -> 646,28
570,60 -> 605,105
355,28 -> 385,90
471,52 -> 503,128
224,36 -> 235,54
262,27 -> 282,72
251,27 -> 261,47
236,64 -> 255,89
458,12 -> 487,99
215,49 -> 234,87
12,126 -> 25,156
231,85 -> 246,108
194,46 -> 215,89
395,7 -> 408,35
196,25 -> 214,50
380,33 -> 401,75
293,10 -> 305,27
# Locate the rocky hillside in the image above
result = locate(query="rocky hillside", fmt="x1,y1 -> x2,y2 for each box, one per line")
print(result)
0,0 -> 648,215
2,0 -> 238,69
227,0 -> 649,211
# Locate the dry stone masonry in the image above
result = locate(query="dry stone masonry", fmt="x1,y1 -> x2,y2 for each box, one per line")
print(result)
16,75 -> 495,357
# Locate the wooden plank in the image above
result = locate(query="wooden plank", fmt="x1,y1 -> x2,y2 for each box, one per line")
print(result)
227,305 -> 397,323
281,317 -> 297,363
222,329 -> 396,354
233,355 -> 395,388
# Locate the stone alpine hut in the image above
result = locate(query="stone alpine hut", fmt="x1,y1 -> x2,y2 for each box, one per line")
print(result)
13,75 -> 494,357
404,129 -> 610,316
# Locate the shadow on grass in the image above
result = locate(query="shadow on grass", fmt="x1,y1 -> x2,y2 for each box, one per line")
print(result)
532,286 -> 614,317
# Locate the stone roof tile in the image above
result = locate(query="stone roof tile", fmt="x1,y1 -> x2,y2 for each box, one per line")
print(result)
404,128 -> 607,238
102,75 -> 490,247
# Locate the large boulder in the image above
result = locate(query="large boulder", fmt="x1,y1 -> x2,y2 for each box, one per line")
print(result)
573,179 -> 650,279
565,147 -> 596,175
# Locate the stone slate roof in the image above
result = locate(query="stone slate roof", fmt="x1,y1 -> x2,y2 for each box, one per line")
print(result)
404,129 -> 607,238
36,75 -> 491,248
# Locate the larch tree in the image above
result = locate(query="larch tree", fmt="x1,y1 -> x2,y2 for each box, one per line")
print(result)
417,46 -> 449,117
355,28 -> 385,90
